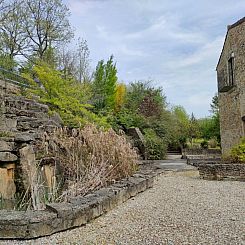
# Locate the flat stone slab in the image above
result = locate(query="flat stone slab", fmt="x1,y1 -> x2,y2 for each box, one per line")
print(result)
0,167 -> 164,239
0,152 -> 17,162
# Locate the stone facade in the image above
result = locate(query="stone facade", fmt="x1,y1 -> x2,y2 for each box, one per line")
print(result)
217,17 -> 245,154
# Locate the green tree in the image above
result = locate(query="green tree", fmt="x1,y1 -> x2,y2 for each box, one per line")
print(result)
92,55 -> 117,112
170,105 -> 190,149
210,93 -> 220,142
188,113 -> 200,146
24,62 -> 108,128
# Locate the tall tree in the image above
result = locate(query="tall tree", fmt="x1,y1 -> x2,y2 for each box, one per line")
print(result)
188,113 -> 200,146
92,55 -> 117,111
57,39 -> 91,82
210,93 -> 220,142
23,0 -> 73,59
0,0 -> 27,60
115,83 -> 126,112
171,105 -> 190,148
77,39 -> 91,83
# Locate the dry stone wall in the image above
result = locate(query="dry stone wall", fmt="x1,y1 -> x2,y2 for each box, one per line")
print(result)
198,163 -> 245,181
0,80 -> 62,207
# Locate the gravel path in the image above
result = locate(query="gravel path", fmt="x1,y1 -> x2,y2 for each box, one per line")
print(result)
1,170 -> 245,245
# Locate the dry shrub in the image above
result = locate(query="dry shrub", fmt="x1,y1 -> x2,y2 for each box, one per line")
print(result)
46,124 -> 139,200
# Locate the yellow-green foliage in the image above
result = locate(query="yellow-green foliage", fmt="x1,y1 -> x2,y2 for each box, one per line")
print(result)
115,83 -> 126,112
230,137 -> 245,163
25,63 -> 109,128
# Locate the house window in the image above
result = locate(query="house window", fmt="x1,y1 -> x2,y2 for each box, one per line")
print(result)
228,56 -> 234,86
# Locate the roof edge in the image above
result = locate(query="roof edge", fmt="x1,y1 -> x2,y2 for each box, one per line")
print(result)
216,16 -> 245,70
228,17 -> 245,31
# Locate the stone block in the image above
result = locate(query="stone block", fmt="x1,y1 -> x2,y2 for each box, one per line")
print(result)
15,132 -> 35,142
0,152 -> 17,162
0,164 -> 162,239
0,163 -> 16,199
0,141 -> 14,152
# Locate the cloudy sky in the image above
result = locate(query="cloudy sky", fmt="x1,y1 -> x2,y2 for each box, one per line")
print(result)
65,0 -> 245,118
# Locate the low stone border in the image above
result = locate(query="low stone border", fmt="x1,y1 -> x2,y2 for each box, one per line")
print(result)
198,163 -> 245,181
182,149 -> 221,159
0,168 -> 164,239
186,155 -> 221,166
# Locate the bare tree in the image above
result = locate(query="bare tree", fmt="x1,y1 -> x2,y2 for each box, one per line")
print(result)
57,38 -> 92,83
23,0 -> 73,59
0,0 -> 27,59
77,38 -> 91,83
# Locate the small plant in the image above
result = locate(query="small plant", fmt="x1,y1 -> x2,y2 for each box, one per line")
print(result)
200,140 -> 208,149
209,137 -> 218,148
229,137 -> 245,163
144,128 -> 167,160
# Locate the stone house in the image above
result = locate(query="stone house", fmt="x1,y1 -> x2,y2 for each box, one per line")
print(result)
216,17 -> 245,154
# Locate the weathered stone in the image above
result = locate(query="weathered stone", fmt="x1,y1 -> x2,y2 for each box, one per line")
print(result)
198,163 -> 245,181
127,127 -> 146,159
49,112 -> 63,126
217,18 -> 245,153
0,152 -> 17,162
0,163 -> 16,199
0,141 -> 14,152
39,157 -> 63,195
15,132 -> 35,142
4,118 -> 17,131
0,166 -> 162,239
19,145 -> 39,198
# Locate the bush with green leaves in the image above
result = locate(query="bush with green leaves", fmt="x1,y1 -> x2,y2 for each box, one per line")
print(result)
144,128 -> 167,160
229,138 -> 245,163
200,139 -> 208,149
24,62 -> 109,128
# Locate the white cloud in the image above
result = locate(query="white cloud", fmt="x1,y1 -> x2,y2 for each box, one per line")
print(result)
64,0 -> 245,117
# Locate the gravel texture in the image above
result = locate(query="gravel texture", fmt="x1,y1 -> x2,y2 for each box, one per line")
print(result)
1,170 -> 244,245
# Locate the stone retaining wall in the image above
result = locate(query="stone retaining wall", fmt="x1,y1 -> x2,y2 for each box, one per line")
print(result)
0,168 -> 164,239
182,149 -> 221,159
198,163 -> 245,181
186,155 -> 221,166
0,79 -> 64,206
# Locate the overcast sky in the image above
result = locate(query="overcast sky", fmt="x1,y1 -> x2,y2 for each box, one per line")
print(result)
65,0 -> 245,118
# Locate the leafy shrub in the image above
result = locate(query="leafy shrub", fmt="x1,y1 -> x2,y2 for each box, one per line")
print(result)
24,63 -> 109,128
144,128 -> 167,160
208,137 -> 218,148
229,138 -> 245,163
44,124 -> 139,200
200,140 -> 208,149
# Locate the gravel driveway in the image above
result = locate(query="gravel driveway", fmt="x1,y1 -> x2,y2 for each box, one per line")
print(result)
1,170 -> 244,245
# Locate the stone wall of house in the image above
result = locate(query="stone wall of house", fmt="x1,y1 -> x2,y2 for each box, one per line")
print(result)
0,80 -> 62,207
198,163 -> 245,181
217,20 -> 245,154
